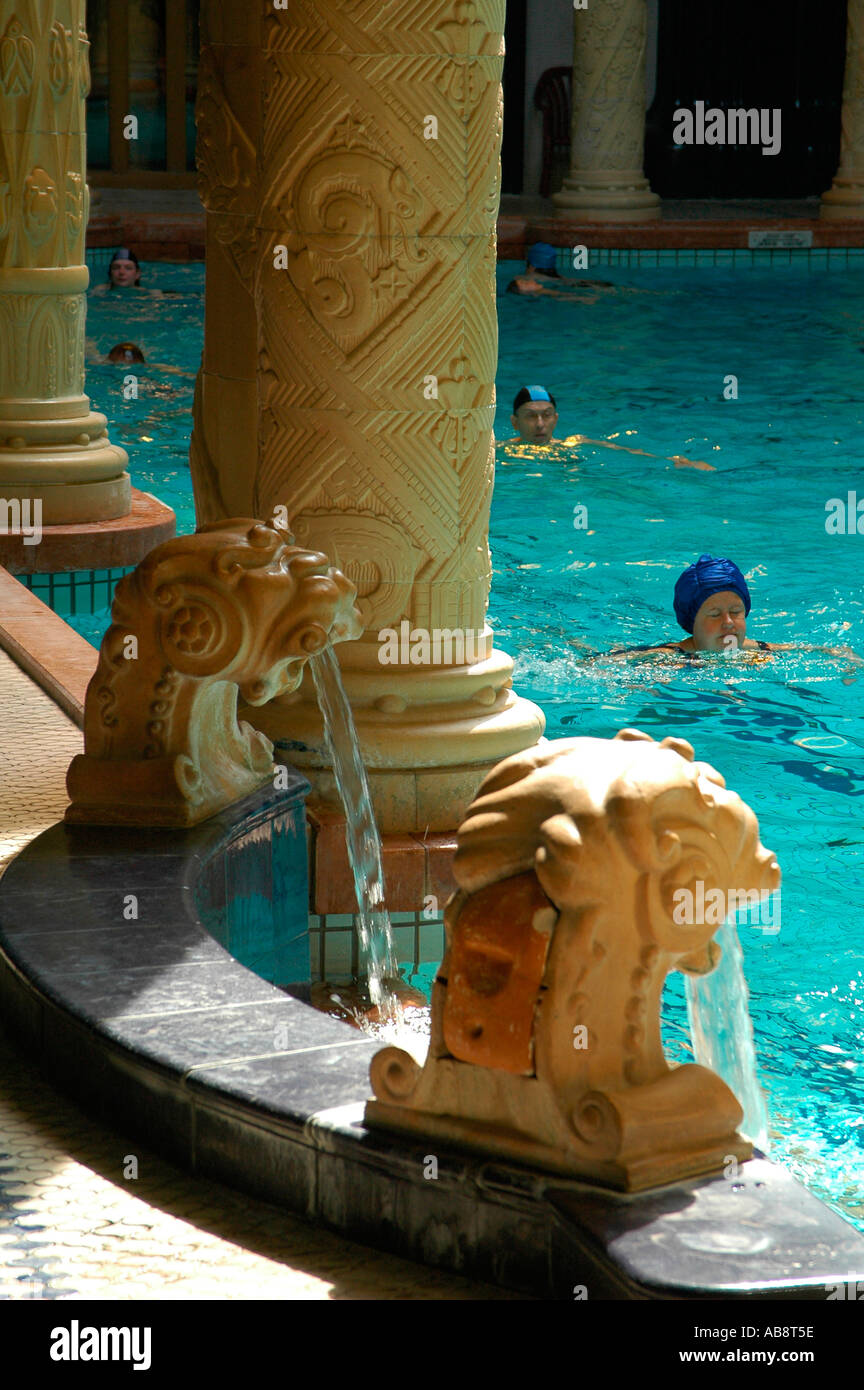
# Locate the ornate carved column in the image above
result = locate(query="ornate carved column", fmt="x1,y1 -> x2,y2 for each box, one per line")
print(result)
0,2 -> 130,523
194,0 -> 544,833
822,0 -> 864,218
190,3 -> 260,520
553,0 -> 660,221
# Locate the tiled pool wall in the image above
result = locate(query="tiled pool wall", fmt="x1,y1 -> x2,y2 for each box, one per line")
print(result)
193,783 -> 446,992
308,909 -> 445,989
18,567 -> 133,618
555,245 -> 864,270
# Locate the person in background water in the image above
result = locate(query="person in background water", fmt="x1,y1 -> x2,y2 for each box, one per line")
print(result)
90,248 -> 163,297
510,385 -> 558,444
505,384 -> 714,469
506,242 -> 614,299
106,342 -> 146,364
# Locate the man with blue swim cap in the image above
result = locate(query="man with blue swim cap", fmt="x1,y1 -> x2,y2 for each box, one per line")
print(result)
510,384 -> 558,444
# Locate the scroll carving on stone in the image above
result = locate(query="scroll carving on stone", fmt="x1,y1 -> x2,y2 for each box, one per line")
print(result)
367,729 -> 781,1191
66,520 -> 362,827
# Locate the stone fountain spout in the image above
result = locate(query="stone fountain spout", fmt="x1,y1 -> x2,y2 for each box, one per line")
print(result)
367,728 -> 781,1192
66,519 -> 361,826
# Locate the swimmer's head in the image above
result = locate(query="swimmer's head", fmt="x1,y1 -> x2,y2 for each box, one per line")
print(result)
511,385 -> 558,444
674,555 -> 751,652
107,342 -> 146,364
526,242 -> 559,278
108,248 -> 141,287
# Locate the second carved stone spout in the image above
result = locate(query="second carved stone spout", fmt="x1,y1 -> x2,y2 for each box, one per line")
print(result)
367,729 -> 781,1192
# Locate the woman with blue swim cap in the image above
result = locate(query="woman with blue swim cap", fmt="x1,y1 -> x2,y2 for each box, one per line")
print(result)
612,555 -> 774,659
672,555 -> 762,654
613,555 -> 861,668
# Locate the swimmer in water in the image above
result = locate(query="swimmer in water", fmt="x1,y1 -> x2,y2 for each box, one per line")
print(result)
90,248 -> 164,297
506,242 -> 614,300
510,385 -> 559,444
106,342 -> 146,364
504,387 -> 714,468
611,554 -> 862,669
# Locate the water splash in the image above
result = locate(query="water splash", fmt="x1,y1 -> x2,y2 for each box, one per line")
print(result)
685,918 -> 770,1153
309,646 -> 403,1027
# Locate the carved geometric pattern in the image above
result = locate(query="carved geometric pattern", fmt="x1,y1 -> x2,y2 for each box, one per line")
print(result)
194,2 -> 504,637
0,16 -> 35,96
262,0 -> 505,58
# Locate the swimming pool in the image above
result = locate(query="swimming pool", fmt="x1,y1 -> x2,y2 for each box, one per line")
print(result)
67,256 -> 863,1230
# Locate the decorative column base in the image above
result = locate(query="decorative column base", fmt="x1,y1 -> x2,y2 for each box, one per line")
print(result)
0,436 -> 131,524
820,179 -> 864,220
243,638 -> 547,835
553,172 -> 661,222
0,262 -> 130,524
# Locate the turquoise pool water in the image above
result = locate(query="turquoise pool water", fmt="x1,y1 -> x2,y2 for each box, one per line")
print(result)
70,257 -> 863,1229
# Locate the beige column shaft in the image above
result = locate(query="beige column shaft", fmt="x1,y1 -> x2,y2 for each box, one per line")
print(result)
822,0 -> 864,218
0,1 -> 129,523
194,0 -> 544,833
553,0 -> 660,221
190,4 -> 260,521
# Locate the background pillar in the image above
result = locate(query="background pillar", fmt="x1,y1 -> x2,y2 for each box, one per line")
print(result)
0,0 -> 129,523
553,0 -> 660,221
822,0 -> 864,219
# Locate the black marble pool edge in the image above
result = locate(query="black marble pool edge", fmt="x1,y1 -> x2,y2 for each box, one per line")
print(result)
0,771 -> 862,1301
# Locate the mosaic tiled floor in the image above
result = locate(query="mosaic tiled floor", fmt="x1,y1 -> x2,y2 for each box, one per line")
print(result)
0,649 -> 518,1300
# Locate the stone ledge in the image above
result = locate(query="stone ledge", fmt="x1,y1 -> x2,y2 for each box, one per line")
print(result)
0,486 -> 176,575
0,569 -> 98,726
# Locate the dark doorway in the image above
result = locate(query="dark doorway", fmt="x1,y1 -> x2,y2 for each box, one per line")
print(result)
502,0 -> 527,194
645,0 -> 848,197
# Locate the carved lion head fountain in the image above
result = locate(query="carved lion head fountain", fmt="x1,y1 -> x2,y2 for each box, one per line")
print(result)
367,728 -> 781,1192
66,518 -> 361,826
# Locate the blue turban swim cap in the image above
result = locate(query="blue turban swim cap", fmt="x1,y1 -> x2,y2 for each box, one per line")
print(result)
527,242 -> 558,271
673,555 -> 751,633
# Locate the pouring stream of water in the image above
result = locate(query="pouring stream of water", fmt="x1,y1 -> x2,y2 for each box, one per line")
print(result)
685,918 -> 770,1153
310,647 -> 404,1029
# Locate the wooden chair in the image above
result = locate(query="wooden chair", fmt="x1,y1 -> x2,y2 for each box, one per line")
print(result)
534,66 -> 572,197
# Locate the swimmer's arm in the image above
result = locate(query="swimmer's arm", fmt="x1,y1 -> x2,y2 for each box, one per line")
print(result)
758,640 -> 864,680
562,435 -> 715,470
761,641 -> 862,660
604,643 -> 680,661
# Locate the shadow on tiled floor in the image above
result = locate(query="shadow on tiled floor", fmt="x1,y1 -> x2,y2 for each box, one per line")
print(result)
0,1023 -> 524,1301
